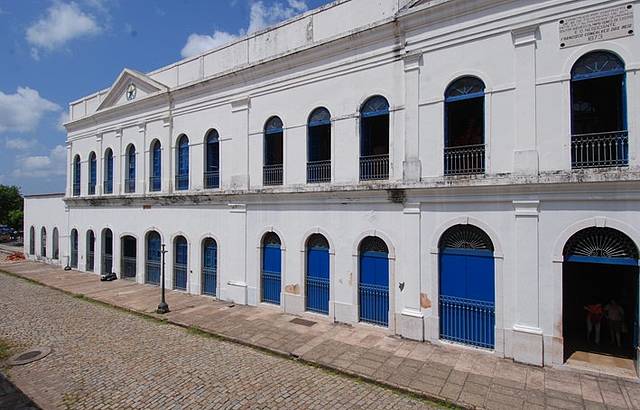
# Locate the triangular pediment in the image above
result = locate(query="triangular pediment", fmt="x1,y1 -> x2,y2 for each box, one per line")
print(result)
97,68 -> 168,111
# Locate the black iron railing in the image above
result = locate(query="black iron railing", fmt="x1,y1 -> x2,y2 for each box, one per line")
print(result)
149,176 -> 161,192
307,160 -> 331,183
444,144 -> 485,175
124,178 -> 135,193
359,154 -> 389,181
88,183 -> 96,195
204,171 -> 220,189
263,164 -> 283,186
121,256 -> 137,279
72,183 -> 81,197
87,251 -> 94,272
571,131 -> 628,169
103,179 -> 113,194
175,175 -> 189,191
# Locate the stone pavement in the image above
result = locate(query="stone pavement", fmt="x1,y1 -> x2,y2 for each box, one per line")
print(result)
0,373 -> 39,410
2,259 -> 640,409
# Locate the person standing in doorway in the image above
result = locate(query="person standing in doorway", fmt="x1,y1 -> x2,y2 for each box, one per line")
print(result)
584,303 -> 603,345
605,299 -> 625,347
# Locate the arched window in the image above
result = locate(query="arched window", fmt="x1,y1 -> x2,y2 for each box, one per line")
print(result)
305,234 -> 330,314
52,227 -> 59,260
86,230 -> 95,272
29,226 -> 35,255
202,238 -> 217,296
564,227 -> 638,264
438,224 -> 495,348
444,76 -> 486,175
358,236 -> 389,326
146,231 -> 161,285
204,130 -> 220,189
125,144 -> 136,193
70,229 -> 78,268
307,108 -> 332,183
263,117 -> 284,186
102,228 -> 113,274
40,227 -> 47,257
72,155 -> 81,196
150,140 -> 162,192
174,236 -> 188,291
104,148 -> 114,194
261,232 -> 282,304
360,96 -> 389,181
176,135 -> 189,190
88,152 -> 97,195
570,51 -> 627,168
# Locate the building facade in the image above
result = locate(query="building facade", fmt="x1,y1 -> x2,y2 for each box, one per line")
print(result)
24,0 -> 640,373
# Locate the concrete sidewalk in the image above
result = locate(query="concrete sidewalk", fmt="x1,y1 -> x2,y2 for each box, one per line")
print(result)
2,259 -> 640,409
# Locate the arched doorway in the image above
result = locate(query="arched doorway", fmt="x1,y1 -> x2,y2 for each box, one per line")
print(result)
173,236 -> 188,291
358,236 -> 389,327
146,231 -> 161,285
261,232 -> 282,304
121,235 -> 137,280
438,224 -> 495,349
562,227 -> 639,363
202,238 -> 217,297
86,230 -> 95,272
52,227 -> 59,260
101,229 -> 113,274
70,229 -> 78,268
305,234 -> 330,314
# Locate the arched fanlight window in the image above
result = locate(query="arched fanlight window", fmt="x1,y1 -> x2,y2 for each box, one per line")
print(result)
307,233 -> 330,250
72,155 -> 81,196
125,144 -> 136,193
150,140 -> 162,192
52,227 -> 59,259
104,148 -> 114,194
263,232 -> 282,246
360,96 -> 389,181
88,152 -> 97,195
570,51 -> 627,168
263,117 -> 284,186
359,236 -> 389,254
563,227 -> 638,264
176,135 -> 189,190
307,108 -> 331,183
204,130 -> 220,189
444,76 -> 486,175
40,227 -> 47,257
439,224 -> 494,252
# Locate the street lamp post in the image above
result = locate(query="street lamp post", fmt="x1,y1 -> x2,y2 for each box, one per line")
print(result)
156,243 -> 170,314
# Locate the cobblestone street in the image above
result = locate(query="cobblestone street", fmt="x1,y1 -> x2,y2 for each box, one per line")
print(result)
0,273 -> 438,409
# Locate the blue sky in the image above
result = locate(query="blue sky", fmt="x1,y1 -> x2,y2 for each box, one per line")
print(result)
0,0 -> 331,195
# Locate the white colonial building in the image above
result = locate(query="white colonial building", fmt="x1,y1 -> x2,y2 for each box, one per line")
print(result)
24,0 -> 640,374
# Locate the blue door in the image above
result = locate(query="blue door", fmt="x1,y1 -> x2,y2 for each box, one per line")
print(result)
306,246 -> 329,314
261,242 -> 281,304
146,233 -> 161,285
439,248 -> 495,349
202,239 -> 217,296
359,250 -> 389,326
174,238 -> 188,291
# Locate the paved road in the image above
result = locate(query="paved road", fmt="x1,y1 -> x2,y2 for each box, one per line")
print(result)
0,273 -> 439,409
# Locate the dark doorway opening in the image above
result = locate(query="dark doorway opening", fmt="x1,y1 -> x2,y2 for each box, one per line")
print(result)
563,261 -> 638,361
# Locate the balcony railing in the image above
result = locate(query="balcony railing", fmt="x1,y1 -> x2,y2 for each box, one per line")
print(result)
121,256 -> 137,279
124,178 -> 136,193
263,164 -> 283,186
307,160 -> 331,183
571,131 -> 628,169
359,154 -> 389,181
72,183 -> 81,197
103,179 -> 113,194
146,260 -> 161,285
204,171 -> 220,189
149,176 -> 161,192
175,174 -> 189,191
444,144 -> 485,176
87,251 -> 94,272
88,183 -> 96,196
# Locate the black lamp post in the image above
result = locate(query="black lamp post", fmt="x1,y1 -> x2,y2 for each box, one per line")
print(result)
156,243 -> 170,314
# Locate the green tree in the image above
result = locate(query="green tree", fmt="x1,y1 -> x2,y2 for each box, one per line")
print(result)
0,185 -> 23,229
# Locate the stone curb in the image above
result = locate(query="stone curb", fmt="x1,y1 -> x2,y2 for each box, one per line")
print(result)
0,267 -> 469,410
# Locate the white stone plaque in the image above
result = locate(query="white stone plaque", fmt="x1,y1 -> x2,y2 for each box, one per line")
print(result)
559,4 -> 634,48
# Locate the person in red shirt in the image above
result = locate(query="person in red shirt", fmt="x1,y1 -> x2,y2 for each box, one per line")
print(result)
584,303 -> 603,345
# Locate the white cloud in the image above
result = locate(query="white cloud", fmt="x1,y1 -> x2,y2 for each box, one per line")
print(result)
57,111 -> 70,132
181,31 -> 239,58
0,87 -> 60,133
180,0 -> 308,58
5,137 -> 36,151
12,145 -> 67,179
26,2 -> 101,58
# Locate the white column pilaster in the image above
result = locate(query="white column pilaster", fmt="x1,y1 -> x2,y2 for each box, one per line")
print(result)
397,202 -> 424,341
402,52 -> 422,182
